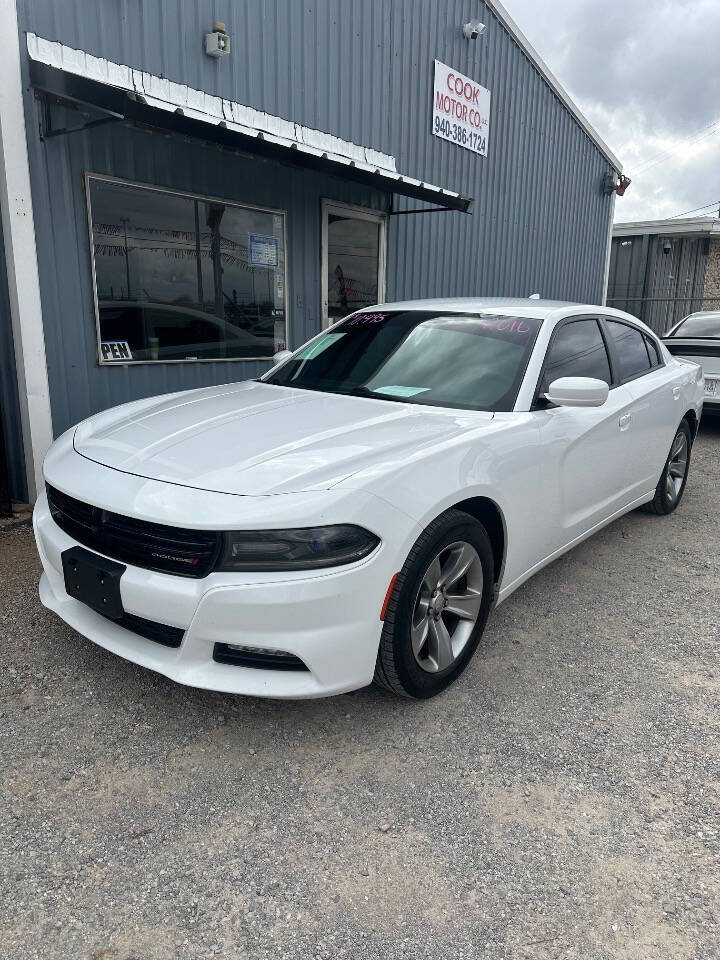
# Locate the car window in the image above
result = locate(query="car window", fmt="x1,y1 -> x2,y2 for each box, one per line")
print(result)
265,311 -> 543,412
606,320 -> 651,381
541,319 -> 611,392
670,313 -> 720,338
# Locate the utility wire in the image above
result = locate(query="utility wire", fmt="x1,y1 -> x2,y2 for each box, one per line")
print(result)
633,118 -> 720,175
633,117 -> 720,172
668,199 -> 720,220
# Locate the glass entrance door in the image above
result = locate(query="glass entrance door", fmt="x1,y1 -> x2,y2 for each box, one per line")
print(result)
322,202 -> 386,327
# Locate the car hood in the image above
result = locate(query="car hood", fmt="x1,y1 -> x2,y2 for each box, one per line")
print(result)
73,381 -> 492,496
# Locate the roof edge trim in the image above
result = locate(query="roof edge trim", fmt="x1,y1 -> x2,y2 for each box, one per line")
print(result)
614,218 -> 720,237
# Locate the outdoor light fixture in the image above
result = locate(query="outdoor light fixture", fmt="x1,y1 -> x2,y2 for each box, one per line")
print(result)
615,175 -> 631,196
205,20 -> 230,58
463,19 -> 486,39
604,173 -> 632,196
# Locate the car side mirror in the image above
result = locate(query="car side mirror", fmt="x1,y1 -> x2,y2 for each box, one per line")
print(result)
272,349 -> 293,365
544,376 -> 609,408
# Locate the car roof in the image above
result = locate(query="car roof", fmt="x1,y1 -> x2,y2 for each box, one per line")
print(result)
355,297 -> 649,327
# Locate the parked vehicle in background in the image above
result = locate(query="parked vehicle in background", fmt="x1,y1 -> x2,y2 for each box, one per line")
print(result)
98,300 -> 274,361
34,299 -> 704,701
663,311 -> 720,416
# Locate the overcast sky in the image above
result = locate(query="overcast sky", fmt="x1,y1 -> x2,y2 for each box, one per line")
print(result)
505,0 -> 720,224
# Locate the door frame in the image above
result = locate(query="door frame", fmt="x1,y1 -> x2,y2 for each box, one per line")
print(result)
320,200 -> 387,329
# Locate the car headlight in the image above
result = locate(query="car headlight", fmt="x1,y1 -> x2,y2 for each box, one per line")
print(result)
216,525 -> 381,571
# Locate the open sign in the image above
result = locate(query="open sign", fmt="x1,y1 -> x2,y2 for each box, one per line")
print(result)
101,340 -> 133,362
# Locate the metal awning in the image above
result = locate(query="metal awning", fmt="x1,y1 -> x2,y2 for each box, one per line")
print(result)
27,33 -> 473,214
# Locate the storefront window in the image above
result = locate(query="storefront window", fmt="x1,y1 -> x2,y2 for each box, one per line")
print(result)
87,176 -> 287,363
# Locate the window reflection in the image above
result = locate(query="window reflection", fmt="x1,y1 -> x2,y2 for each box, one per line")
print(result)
327,215 -> 381,322
88,177 -> 287,362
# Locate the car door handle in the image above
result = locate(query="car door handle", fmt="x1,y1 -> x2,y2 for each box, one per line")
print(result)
619,413 -> 632,430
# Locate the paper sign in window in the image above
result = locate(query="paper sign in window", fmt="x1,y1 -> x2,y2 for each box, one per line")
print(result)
101,340 -> 133,362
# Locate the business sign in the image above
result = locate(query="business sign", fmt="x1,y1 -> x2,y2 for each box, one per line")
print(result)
432,60 -> 490,156
249,233 -> 279,267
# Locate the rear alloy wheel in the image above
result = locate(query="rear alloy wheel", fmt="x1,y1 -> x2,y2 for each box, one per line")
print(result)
374,509 -> 495,698
642,419 -> 692,515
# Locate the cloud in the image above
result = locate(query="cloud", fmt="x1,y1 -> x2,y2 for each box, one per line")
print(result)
504,0 -> 720,220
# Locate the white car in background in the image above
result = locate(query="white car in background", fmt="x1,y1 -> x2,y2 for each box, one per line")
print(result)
34,299 -> 703,700
663,310 -> 720,416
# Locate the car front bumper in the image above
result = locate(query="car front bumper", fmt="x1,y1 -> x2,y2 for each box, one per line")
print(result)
34,486 -> 411,699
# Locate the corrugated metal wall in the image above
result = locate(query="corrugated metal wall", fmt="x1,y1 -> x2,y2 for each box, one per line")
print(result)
608,234 -> 709,334
0,218 -> 27,502
387,0 -> 613,303
16,0 -> 616,440
19,0 -> 395,149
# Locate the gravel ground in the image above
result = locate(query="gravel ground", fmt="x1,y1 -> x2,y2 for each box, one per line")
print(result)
2,423 -> 719,960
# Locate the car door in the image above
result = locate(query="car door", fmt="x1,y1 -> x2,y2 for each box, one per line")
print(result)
534,316 -> 638,550
602,318 -> 679,498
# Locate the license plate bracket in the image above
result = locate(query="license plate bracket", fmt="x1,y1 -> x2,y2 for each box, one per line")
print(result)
61,546 -> 126,620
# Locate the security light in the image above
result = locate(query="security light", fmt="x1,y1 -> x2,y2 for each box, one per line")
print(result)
463,19 -> 486,40
205,21 -> 231,58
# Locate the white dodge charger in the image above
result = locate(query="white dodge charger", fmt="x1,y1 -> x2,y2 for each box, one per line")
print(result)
34,299 -> 704,699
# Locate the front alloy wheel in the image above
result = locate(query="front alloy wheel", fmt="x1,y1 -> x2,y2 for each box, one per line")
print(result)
374,509 -> 494,698
411,541 -> 484,673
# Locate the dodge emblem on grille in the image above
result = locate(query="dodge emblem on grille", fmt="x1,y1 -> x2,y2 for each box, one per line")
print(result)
151,552 -> 199,566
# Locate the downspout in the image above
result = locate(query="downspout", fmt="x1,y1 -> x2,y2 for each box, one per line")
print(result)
0,0 -> 53,501
601,185 -> 616,306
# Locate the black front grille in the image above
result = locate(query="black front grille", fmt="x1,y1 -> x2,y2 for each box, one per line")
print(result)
47,484 -> 221,578
113,612 -> 185,648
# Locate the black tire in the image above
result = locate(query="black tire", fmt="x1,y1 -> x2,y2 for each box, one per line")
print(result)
641,418 -> 692,515
373,509 -> 495,699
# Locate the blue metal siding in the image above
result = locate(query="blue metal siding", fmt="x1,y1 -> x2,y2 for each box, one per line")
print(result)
386,0 -> 612,302
0,218 -> 28,502
19,0 -> 393,151
24,121 -> 386,435
17,0 -> 615,437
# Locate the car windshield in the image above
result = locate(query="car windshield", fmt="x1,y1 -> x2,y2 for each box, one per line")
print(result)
670,313 -> 720,338
264,310 -> 542,411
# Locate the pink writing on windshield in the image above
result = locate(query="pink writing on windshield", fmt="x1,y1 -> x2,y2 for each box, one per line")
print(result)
348,313 -> 387,326
479,317 -> 531,335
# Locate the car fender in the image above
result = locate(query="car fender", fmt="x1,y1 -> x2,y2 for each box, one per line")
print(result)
341,412 -> 544,596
